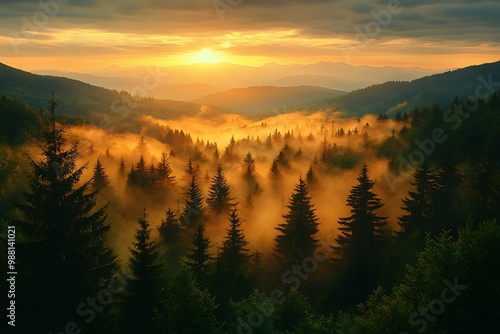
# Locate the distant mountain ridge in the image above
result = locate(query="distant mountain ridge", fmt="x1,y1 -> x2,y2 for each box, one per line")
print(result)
0,62 -> 230,127
311,60 -> 500,117
62,61 -> 438,93
34,70 -> 223,101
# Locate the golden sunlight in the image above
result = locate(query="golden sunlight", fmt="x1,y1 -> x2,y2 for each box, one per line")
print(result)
193,48 -> 221,63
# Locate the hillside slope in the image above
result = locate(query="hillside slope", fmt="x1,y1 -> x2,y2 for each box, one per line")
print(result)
0,62 -> 229,126
313,60 -> 500,117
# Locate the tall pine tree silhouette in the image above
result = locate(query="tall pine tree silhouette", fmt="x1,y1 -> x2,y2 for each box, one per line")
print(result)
156,152 -> 176,187
120,209 -> 165,334
305,164 -> 320,191
218,207 -> 250,302
185,223 -> 211,284
430,150 -> 464,236
13,97 -> 118,333
397,162 -> 433,240
333,163 -> 387,307
334,163 -> 387,258
91,158 -> 110,191
275,177 -> 319,266
242,152 -> 261,207
157,208 -> 182,244
206,164 -> 234,216
181,173 -> 204,228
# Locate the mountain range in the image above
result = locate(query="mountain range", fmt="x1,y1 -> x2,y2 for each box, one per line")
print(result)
2,60 -> 499,123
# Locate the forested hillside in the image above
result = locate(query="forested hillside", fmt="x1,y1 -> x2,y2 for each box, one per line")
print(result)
313,61 -> 500,118
1,85 -> 499,333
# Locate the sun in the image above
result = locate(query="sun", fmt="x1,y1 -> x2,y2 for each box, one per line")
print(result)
193,48 -> 220,63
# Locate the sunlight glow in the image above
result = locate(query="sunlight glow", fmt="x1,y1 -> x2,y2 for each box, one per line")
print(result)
193,48 -> 221,63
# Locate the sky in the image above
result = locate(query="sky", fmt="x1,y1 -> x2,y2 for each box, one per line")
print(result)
0,0 -> 499,71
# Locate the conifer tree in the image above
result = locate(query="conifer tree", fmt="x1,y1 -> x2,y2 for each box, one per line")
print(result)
333,164 -> 388,307
182,157 -> 199,186
158,208 -> 182,244
242,152 -> 261,200
120,209 -> 165,334
334,163 -> 388,259
219,207 -> 250,301
466,142 -> 500,224
269,159 -> 281,180
91,158 -> 110,191
275,177 -> 319,266
135,135 -> 150,156
181,173 -> 204,228
13,97 -> 118,333
185,223 -> 211,284
397,163 -> 433,239
305,164 -> 320,191
429,151 -> 464,236
206,164 -> 234,216
118,157 -> 126,177
156,152 -> 175,187
126,155 -> 149,189
166,265 -> 220,334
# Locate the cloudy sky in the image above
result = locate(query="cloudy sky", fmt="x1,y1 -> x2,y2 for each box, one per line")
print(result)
1,0 -> 499,71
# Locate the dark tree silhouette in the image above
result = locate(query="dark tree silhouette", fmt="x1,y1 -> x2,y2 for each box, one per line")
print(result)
206,164 -> 234,216
118,157 -> 126,177
156,152 -> 176,187
120,209 -> 165,334
275,177 -> 319,266
430,151 -> 464,236
126,155 -> 149,189
218,207 -> 250,302
91,158 -> 110,191
13,97 -> 118,333
157,208 -> 182,244
335,164 -> 387,257
185,223 -> 211,284
305,164 -> 320,191
397,162 -> 433,240
333,163 -> 388,307
181,173 -> 204,228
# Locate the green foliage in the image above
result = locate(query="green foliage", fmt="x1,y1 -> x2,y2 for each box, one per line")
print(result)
337,222 -> 500,333
0,94 -> 44,145
227,290 -> 276,334
316,61 -> 500,117
166,265 -> 220,334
